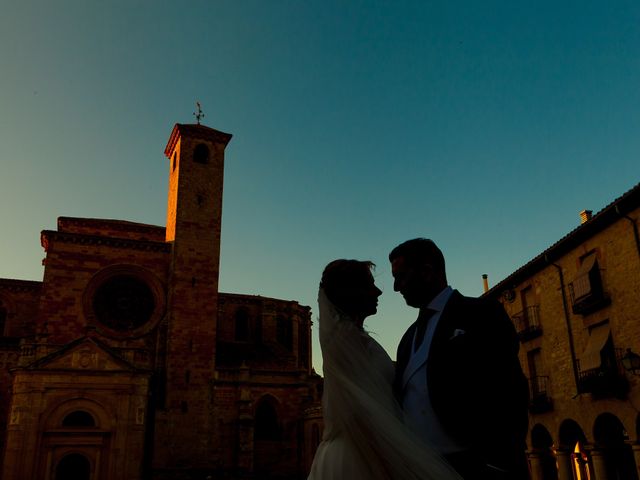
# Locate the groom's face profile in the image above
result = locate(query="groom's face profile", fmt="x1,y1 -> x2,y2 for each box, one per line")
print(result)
391,256 -> 439,309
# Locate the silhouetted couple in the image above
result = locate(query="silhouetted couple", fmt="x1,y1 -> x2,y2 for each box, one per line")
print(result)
308,238 -> 530,480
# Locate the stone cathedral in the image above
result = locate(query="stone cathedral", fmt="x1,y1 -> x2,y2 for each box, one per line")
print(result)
0,122 -> 323,479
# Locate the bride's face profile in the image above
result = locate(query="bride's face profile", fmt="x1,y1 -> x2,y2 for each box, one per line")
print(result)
348,269 -> 382,320
321,260 -> 382,324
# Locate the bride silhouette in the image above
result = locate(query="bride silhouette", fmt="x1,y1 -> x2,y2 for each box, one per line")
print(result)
307,259 -> 461,480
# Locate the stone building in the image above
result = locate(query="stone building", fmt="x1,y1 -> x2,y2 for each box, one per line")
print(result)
0,122 -> 323,479
485,183 -> 640,480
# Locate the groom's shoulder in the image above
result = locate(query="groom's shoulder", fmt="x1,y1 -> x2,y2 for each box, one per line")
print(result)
450,290 -> 505,317
448,290 -> 483,308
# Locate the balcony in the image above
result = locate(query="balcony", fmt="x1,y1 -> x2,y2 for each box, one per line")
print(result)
569,257 -> 610,315
577,348 -> 629,399
512,305 -> 542,342
570,287 -> 611,316
529,375 -> 553,413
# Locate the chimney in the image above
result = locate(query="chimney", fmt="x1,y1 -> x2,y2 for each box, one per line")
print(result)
580,209 -> 593,224
482,274 -> 489,293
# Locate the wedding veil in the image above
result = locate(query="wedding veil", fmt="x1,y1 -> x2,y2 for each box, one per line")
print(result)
318,288 -> 462,480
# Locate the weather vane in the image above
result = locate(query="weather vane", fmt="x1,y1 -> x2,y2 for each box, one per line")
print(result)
193,101 -> 205,125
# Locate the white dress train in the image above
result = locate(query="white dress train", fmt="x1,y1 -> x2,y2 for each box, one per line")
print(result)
307,289 -> 461,480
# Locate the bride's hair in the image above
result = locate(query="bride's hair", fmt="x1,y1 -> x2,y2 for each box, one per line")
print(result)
320,259 -> 375,314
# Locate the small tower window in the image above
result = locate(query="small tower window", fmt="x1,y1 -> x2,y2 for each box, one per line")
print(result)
193,143 -> 209,164
255,316 -> 262,342
276,316 -> 293,351
235,308 -> 249,342
0,301 -> 6,337
298,319 -> 309,368
172,152 -> 177,171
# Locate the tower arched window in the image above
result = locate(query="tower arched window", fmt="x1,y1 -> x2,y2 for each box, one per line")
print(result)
0,301 -> 6,337
277,316 -> 292,351
235,308 -> 249,342
298,319 -> 309,367
255,397 -> 280,440
255,316 -> 262,342
193,143 -> 209,164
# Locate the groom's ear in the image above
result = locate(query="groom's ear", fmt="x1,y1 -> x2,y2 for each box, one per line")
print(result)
417,262 -> 434,278
418,261 -> 446,288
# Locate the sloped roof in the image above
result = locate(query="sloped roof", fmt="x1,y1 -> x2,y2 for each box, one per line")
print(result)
57,217 -> 166,241
486,182 -> 640,297
0,278 -> 42,292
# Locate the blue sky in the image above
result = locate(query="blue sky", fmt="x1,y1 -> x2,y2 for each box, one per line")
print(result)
1,0 -> 639,371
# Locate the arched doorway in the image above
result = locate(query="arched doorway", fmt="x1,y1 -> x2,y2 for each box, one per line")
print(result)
593,412 -> 638,480
531,424 -> 558,480
55,453 -> 91,480
39,399 -> 112,480
254,395 -> 283,475
255,397 -> 281,441
559,419 -> 590,479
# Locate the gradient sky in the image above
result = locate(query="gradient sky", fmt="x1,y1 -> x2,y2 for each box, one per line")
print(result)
2,0 -> 639,372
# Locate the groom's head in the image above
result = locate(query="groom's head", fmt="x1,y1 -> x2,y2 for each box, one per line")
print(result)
389,238 -> 447,308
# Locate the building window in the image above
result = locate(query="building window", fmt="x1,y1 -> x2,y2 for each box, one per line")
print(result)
527,349 -> 552,413
577,322 -> 628,397
235,308 -> 249,342
570,252 -> 610,315
92,274 -> 155,332
527,349 -> 543,381
277,316 -> 293,351
172,151 -> 177,171
512,286 -> 542,341
193,143 -> 209,164
62,411 -> 95,427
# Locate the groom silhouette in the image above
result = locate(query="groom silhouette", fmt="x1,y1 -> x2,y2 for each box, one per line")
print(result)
391,238 -> 530,480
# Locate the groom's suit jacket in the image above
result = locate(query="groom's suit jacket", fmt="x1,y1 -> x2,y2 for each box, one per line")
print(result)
395,290 -> 529,475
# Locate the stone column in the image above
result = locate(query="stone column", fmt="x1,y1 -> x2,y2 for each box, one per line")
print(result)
528,450 -> 543,480
589,448 -> 608,480
556,449 -> 574,480
631,443 -> 640,480
237,387 -> 254,473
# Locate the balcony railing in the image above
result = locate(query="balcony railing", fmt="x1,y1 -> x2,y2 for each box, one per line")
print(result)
577,348 -> 629,399
529,375 -> 553,413
569,283 -> 610,316
512,305 -> 542,342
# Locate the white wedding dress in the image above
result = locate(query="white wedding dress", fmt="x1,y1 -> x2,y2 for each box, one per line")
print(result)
307,290 -> 461,480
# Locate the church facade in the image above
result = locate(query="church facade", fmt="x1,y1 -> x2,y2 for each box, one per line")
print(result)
0,123 -> 323,479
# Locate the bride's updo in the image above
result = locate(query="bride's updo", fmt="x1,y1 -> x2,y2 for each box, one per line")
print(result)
320,259 -> 376,316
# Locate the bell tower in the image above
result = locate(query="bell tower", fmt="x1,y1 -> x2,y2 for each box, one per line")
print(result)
159,122 -> 232,467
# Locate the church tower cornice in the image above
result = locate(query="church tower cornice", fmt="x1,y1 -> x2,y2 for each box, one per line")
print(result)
163,123 -> 232,158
